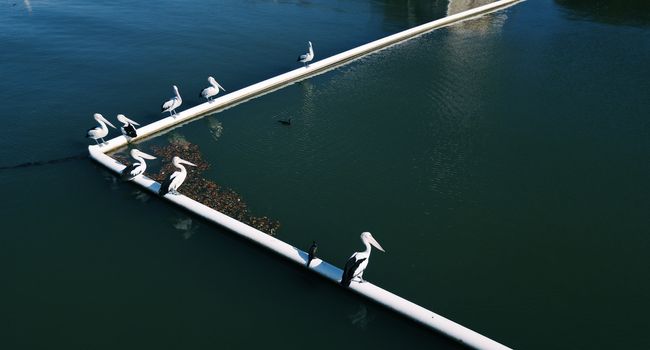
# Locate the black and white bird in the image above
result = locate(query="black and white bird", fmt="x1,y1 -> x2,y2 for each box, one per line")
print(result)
297,41 -> 314,67
117,114 -> 140,138
158,156 -> 197,196
121,149 -> 156,181
86,113 -> 116,145
200,76 -> 226,102
340,232 -> 385,287
307,241 -> 318,267
161,85 -> 182,116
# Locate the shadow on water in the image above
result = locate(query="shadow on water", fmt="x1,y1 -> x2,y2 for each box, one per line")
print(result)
379,0 -> 449,27
555,0 -> 650,26
0,153 -> 87,170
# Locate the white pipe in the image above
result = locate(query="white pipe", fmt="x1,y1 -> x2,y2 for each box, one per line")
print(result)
89,145 -> 512,350
91,0 -> 522,154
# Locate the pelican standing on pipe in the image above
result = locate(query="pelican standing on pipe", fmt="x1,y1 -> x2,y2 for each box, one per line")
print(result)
161,85 -> 182,116
158,156 -> 197,196
117,114 -> 140,138
340,232 -> 385,287
86,113 -> 116,145
121,149 -> 156,181
297,41 -> 314,67
200,76 -> 226,102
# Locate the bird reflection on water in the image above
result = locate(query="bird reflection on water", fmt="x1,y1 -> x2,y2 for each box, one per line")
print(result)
348,304 -> 374,330
206,118 -> 224,141
131,190 -> 151,203
173,217 -> 197,240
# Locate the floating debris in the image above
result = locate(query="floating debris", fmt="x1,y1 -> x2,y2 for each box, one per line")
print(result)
149,140 -> 280,235
110,140 -> 280,235
111,152 -> 131,167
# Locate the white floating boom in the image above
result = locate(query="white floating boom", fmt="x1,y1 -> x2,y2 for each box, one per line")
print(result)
89,1 -> 522,349
92,0 -> 522,154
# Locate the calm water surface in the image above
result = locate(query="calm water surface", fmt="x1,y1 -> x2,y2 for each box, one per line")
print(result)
2,1 -> 649,349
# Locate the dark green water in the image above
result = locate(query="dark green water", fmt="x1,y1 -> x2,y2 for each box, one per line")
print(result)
2,1 -> 649,349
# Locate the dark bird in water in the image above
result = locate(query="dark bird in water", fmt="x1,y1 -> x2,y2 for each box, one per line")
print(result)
307,241 -> 318,267
120,149 -> 156,181
340,232 -> 385,287
278,118 -> 291,126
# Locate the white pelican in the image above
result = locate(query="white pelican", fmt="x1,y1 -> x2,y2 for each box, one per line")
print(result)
161,85 -> 182,116
200,76 -> 226,102
86,113 -> 116,145
121,149 -> 156,181
297,41 -> 314,67
307,241 -> 318,267
117,114 -> 140,138
340,232 -> 385,286
158,156 -> 197,195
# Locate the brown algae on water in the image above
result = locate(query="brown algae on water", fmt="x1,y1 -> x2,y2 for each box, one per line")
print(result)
114,139 -> 280,235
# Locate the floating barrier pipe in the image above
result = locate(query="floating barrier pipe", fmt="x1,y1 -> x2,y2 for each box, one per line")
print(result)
93,0 -> 522,154
89,147 -> 512,350
90,1 -> 524,348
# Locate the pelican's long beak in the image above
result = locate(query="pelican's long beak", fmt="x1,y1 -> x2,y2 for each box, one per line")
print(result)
217,83 -> 226,92
138,151 -> 156,160
179,158 -> 197,167
368,234 -> 385,252
118,114 -> 140,126
100,115 -> 116,129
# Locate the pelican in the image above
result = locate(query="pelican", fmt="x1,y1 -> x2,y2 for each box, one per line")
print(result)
86,113 -> 116,145
121,149 -> 156,181
161,85 -> 182,116
340,232 -> 385,287
307,241 -> 318,267
117,114 -> 140,138
158,156 -> 197,196
297,41 -> 314,67
200,76 -> 226,102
